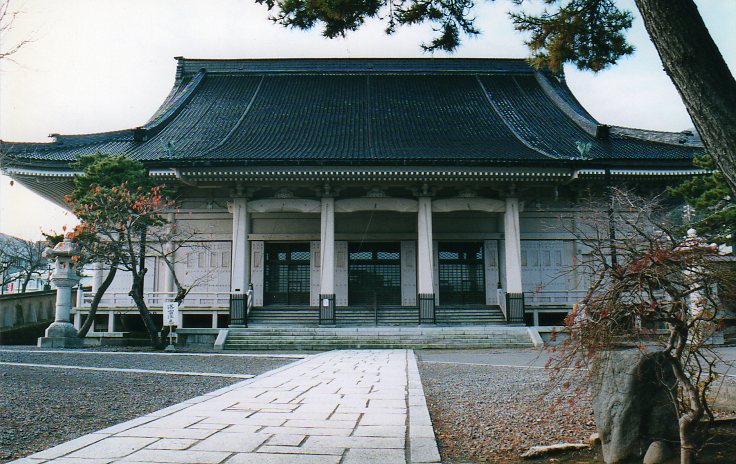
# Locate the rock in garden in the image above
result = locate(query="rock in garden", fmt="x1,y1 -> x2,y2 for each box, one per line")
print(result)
520,443 -> 589,459
643,441 -> 674,464
592,349 -> 679,463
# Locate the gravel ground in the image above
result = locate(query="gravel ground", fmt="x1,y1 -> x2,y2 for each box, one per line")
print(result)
418,361 -> 596,463
0,350 -> 298,375
0,353 -> 294,463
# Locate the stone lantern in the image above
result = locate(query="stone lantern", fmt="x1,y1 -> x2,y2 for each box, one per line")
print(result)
38,238 -> 83,348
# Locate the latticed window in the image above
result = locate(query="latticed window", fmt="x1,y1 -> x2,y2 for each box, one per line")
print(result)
438,242 -> 485,305
264,243 -> 311,306
348,243 -> 401,306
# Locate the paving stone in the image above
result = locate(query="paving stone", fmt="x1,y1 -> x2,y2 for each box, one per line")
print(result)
329,412 -> 360,421
283,419 -> 356,429
224,453 -> 341,464
46,459 -> 114,464
304,436 -> 405,449
360,413 -> 407,426
117,449 -> 231,463
187,422 -> 229,430
116,427 -> 217,440
96,417 -> 157,435
256,445 -> 345,455
220,425 -> 262,434
259,426 -> 353,436
353,425 -> 407,437
190,432 -> 269,452
410,437 -> 442,463
201,416 -> 285,426
144,415 -> 204,429
17,350 -> 440,464
66,437 -> 158,459
335,406 -> 405,415
409,425 -> 436,438
145,438 -> 197,450
342,448 -> 406,464
368,399 -> 407,409
265,434 -> 306,446
27,433 -> 111,460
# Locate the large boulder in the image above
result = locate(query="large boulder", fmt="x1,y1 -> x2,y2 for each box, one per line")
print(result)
591,349 -> 679,463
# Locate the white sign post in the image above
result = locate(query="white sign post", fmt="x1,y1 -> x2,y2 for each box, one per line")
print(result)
163,301 -> 179,351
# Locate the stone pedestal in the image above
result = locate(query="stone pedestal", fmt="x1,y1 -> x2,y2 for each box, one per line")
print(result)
38,239 -> 83,348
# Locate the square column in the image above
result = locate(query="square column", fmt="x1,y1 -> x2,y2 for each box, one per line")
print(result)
163,213 -> 176,296
504,197 -> 525,323
229,197 -> 249,328
230,197 -> 250,294
91,262 -> 104,293
319,197 -> 336,325
417,196 -> 435,323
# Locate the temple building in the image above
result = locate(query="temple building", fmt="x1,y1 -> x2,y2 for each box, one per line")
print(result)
2,58 -> 702,339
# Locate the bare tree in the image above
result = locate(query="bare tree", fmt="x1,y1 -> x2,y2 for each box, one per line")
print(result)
0,233 -> 46,292
551,189 -> 735,464
0,0 -> 30,60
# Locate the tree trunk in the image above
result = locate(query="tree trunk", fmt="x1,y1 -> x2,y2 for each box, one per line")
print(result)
679,422 -> 697,464
635,0 -> 736,194
130,273 -> 162,348
21,275 -> 29,293
78,264 -> 118,338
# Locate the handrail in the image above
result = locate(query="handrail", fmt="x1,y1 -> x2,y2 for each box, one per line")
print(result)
246,283 -> 254,318
523,289 -> 587,307
78,290 -> 232,308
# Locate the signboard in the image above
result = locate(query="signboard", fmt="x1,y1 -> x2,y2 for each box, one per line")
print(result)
163,301 -> 179,326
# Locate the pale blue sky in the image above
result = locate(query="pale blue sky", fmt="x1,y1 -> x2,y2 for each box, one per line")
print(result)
1,0 -> 735,240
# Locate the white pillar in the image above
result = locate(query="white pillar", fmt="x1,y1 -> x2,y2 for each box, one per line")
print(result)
92,263 -> 103,293
417,196 -> 435,323
107,312 -> 115,332
319,197 -> 335,296
163,213 -> 176,295
163,241 -> 175,294
319,197 -> 336,324
504,198 -> 523,293
230,197 -> 250,293
73,312 -> 82,330
504,197 -> 525,324
417,197 -> 434,294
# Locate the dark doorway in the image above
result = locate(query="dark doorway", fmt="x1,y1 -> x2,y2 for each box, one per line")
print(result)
438,242 -> 485,305
348,242 -> 401,306
264,243 -> 311,306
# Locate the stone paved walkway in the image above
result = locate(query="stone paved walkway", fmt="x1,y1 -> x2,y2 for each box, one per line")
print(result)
11,349 -> 440,464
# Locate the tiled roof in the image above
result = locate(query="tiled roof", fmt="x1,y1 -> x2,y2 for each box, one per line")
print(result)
1,58 -> 701,168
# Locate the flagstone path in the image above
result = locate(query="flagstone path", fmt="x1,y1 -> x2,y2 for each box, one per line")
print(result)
11,349 -> 440,464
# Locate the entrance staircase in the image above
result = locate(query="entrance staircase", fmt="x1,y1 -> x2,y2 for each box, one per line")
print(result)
246,305 -> 506,327
222,326 -> 536,350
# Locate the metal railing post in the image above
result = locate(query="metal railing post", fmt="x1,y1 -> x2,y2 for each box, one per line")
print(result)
229,293 -> 247,328
505,292 -> 525,324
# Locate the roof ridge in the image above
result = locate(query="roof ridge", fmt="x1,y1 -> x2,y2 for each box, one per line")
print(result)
198,76 -> 265,158
534,73 -> 602,137
610,125 -> 702,147
135,71 -> 207,142
475,75 -> 558,160
174,57 -> 537,79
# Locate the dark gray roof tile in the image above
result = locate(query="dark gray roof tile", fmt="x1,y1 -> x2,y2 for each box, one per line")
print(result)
2,58 -> 701,168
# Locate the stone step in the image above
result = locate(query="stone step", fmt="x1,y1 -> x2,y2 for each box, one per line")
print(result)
222,325 -> 534,349
223,342 -> 533,350
246,307 -> 507,328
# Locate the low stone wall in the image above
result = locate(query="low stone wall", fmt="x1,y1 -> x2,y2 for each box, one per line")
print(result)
0,290 -> 75,329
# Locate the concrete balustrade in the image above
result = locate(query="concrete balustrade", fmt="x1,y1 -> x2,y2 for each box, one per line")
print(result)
0,290 -> 61,329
